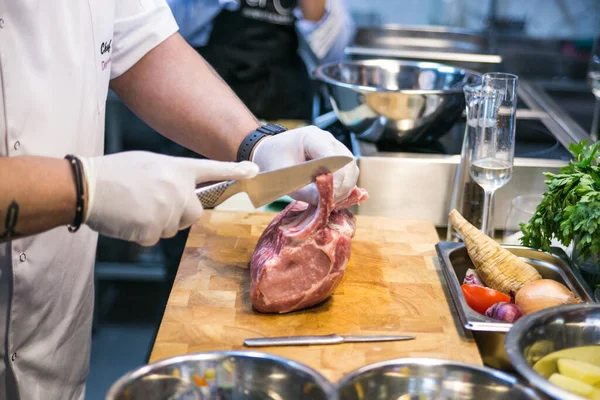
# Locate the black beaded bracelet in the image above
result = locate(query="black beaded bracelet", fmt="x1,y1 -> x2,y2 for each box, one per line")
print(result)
65,154 -> 85,233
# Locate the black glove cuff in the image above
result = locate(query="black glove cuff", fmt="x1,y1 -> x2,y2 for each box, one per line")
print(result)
236,123 -> 288,162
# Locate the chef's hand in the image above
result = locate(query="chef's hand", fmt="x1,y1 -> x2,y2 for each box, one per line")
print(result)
251,125 -> 358,204
79,151 -> 258,246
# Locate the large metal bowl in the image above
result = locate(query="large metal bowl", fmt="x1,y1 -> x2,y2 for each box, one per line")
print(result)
106,351 -> 337,400
337,358 -> 542,399
505,304 -> 600,400
313,59 -> 480,144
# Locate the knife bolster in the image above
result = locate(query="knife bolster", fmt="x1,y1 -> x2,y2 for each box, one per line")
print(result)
196,180 -> 239,209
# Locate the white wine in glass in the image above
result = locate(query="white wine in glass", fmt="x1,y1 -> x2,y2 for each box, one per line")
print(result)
470,158 -> 512,190
469,73 -> 518,237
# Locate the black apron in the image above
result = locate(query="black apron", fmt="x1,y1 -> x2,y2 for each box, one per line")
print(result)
198,0 -> 313,120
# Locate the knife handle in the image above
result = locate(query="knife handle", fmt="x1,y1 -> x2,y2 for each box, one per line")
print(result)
195,180 -> 238,209
244,334 -> 343,347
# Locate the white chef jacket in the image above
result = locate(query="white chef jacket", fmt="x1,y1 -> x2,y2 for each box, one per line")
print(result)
0,1 -> 178,399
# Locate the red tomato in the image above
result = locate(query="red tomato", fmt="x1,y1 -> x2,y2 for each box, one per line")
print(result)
460,284 -> 511,315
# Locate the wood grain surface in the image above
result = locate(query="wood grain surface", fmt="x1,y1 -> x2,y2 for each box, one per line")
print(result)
149,210 -> 482,382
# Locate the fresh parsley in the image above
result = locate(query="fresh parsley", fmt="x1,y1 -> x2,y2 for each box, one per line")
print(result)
520,140 -> 600,265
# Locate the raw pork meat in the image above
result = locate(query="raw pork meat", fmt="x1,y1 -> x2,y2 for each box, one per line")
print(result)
249,174 -> 368,313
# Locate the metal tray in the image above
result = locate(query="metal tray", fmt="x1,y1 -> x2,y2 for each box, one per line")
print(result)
346,25 -> 502,70
436,242 -> 594,371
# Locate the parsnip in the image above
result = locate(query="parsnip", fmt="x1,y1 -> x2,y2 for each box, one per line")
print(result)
449,209 -> 541,294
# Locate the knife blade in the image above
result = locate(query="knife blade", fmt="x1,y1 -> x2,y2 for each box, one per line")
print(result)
195,155 -> 354,209
243,334 -> 415,347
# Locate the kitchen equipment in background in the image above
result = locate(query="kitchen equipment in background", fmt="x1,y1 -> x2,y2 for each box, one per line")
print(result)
505,303 -> 600,400
447,81 -> 486,241
106,351 -> 337,400
503,195 -> 543,245
436,241 -> 593,371
195,155 -> 353,209
345,25 -> 502,73
243,334 -> 415,347
337,358 -> 542,400
313,64 -> 580,230
313,59 -> 480,145
588,33 -> 600,142
469,73 -> 518,238
345,85 -> 571,226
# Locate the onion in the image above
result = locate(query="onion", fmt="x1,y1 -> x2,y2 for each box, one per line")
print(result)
485,302 -> 523,323
515,279 -> 582,314
463,268 -> 484,286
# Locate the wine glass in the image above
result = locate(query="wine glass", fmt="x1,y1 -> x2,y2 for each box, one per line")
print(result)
447,80 -> 488,241
502,194 -> 543,245
589,33 -> 600,142
469,73 -> 518,237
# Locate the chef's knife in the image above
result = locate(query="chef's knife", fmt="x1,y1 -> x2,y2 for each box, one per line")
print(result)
195,155 -> 353,209
243,334 -> 415,347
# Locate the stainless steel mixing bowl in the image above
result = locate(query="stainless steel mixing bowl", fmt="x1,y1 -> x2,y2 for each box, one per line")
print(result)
337,358 -> 542,400
106,351 -> 337,400
313,59 -> 480,144
505,303 -> 600,400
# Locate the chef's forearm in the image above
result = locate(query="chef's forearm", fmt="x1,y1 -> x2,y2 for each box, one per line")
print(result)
109,33 -> 261,162
0,157 -> 77,243
298,0 -> 327,21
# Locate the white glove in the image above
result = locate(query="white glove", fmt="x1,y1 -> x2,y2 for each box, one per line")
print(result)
79,151 -> 259,246
251,125 -> 359,204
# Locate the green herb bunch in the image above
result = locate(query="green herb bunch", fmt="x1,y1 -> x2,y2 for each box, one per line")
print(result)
520,140 -> 600,264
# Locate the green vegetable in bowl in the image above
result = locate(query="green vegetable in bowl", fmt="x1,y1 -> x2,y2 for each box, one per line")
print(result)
520,140 -> 600,265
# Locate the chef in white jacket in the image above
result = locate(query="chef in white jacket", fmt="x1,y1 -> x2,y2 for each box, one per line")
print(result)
0,1 -> 358,398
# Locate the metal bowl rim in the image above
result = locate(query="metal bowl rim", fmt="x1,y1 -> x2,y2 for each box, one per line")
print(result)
313,58 -> 481,95
335,357 -> 541,398
505,303 -> 600,400
105,350 -> 338,399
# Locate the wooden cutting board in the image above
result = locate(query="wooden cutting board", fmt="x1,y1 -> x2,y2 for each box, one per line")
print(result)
149,210 -> 482,381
